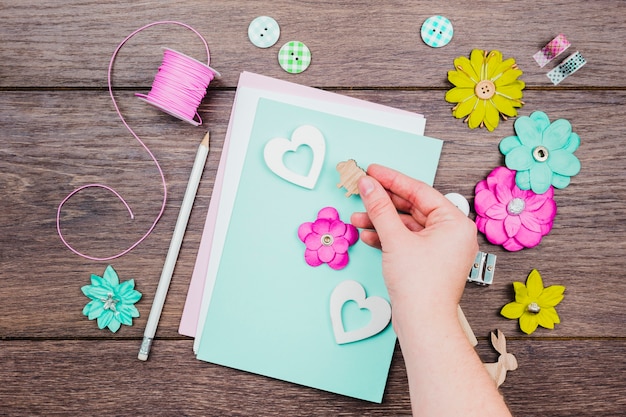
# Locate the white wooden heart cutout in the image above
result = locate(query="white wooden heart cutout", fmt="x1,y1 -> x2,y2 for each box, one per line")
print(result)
330,280 -> 392,345
263,125 -> 325,189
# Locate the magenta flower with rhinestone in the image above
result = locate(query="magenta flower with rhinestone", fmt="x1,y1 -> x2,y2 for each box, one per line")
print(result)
474,166 -> 557,251
298,207 -> 359,270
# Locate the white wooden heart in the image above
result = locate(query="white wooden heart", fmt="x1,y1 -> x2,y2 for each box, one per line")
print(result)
330,280 -> 392,345
263,125 -> 326,189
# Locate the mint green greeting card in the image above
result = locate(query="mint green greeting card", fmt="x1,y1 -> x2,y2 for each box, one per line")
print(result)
196,98 -> 442,402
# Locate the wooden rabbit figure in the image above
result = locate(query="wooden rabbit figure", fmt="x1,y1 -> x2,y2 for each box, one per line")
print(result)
484,330 -> 518,387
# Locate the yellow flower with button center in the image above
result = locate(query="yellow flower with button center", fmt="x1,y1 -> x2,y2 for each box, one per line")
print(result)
446,49 -> 525,131
501,269 -> 565,335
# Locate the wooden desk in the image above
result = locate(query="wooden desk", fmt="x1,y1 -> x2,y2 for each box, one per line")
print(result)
1,1 -> 624,415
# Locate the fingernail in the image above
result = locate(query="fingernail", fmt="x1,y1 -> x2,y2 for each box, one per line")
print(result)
359,176 -> 375,196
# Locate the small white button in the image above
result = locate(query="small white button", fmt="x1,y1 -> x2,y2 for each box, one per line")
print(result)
248,16 -> 280,48
445,193 -> 470,216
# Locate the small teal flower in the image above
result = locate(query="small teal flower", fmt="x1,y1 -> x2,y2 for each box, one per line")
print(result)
499,111 -> 581,194
81,265 -> 141,332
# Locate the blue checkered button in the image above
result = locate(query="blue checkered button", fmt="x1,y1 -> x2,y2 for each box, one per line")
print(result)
421,15 -> 453,48
248,16 -> 280,48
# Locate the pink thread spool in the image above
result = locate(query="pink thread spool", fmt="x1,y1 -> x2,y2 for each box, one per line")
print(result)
57,21 -> 220,261
137,48 -> 220,126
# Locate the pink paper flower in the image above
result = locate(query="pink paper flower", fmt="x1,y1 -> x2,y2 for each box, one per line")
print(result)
298,207 -> 359,270
475,166 -> 557,251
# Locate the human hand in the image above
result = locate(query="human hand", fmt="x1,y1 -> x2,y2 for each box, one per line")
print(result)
351,164 -> 478,324
352,165 -> 513,417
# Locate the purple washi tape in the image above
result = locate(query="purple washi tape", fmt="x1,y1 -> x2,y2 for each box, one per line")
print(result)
533,34 -> 571,68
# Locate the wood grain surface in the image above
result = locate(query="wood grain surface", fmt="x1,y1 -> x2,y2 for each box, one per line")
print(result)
1,1 -> 625,415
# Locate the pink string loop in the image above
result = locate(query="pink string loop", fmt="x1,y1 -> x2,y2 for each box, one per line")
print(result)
56,21 -> 215,261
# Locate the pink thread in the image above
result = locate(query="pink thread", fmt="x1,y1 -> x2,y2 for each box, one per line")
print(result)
137,48 -> 219,125
56,21 -> 215,261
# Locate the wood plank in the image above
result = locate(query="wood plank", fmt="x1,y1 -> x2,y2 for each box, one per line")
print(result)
1,89 -> 625,340
1,0 -> 624,88
2,0 -> 625,414
0,339 -> 623,416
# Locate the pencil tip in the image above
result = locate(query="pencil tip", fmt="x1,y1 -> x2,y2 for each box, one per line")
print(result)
201,131 -> 210,148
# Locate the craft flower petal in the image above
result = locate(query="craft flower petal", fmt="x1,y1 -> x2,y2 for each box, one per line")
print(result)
81,265 -> 141,333
446,49 -> 525,131
500,111 -> 581,194
298,207 -> 359,270
501,269 -> 565,334
474,166 -> 556,251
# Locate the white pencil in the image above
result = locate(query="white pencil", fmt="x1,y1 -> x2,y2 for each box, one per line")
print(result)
138,131 -> 210,361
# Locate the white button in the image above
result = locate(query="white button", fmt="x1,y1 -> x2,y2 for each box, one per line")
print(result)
445,193 -> 470,216
248,16 -> 280,48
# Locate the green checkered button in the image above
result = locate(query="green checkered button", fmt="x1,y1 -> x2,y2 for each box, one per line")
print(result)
278,41 -> 311,74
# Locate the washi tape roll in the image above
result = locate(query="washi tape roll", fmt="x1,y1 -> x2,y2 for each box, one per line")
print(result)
546,51 -> 586,85
533,34 -> 571,68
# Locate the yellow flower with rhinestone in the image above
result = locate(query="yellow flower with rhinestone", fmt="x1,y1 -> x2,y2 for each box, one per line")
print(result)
445,49 -> 525,131
501,269 -> 565,334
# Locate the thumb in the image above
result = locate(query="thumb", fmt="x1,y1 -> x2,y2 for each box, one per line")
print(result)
358,176 -> 407,249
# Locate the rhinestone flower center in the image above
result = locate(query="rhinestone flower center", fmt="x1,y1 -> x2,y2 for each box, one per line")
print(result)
527,302 -> 541,314
507,197 -> 526,215
101,293 -> 119,311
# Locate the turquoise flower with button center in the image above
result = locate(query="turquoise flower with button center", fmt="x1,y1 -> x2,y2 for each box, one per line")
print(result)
499,111 -> 581,194
81,265 -> 141,333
